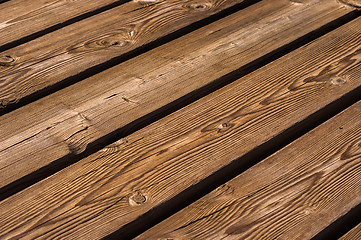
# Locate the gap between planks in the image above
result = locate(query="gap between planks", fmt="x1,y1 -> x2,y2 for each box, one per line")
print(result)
340,222 -> 361,240
0,14 -> 361,240
0,0 -> 132,50
0,0 -> 355,192
0,0 -> 254,110
135,101 -> 361,240
312,202 -> 361,240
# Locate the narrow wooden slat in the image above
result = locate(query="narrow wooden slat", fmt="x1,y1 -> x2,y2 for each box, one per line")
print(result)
136,103 -> 361,240
1,15 -> 361,240
340,223 -> 361,240
0,0 -> 245,107
0,0 -> 353,51
0,0 -> 124,47
0,0 -> 352,188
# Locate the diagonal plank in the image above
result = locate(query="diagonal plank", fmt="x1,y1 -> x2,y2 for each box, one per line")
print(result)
0,0 -> 246,107
0,0 -> 354,189
0,0 -> 126,47
136,104 -> 361,240
340,223 -> 361,240
0,15 -> 361,240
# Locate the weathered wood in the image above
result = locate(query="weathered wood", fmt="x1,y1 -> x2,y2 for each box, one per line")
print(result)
0,0 -> 352,188
136,102 -> 361,240
340,223 -> 361,240
0,0 -> 244,107
340,0 -> 361,10
0,15 -> 361,239
0,0 -> 127,47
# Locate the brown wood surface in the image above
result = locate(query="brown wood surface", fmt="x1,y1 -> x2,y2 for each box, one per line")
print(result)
0,0 -> 352,188
0,0 -> 244,107
340,0 -> 361,9
0,0 -> 123,47
340,223 -> 361,240
136,102 -> 361,240
0,15 -> 360,239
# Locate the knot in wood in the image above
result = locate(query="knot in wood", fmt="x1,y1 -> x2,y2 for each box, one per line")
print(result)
0,55 -> 16,66
331,76 -> 347,86
217,122 -> 233,133
186,2 -> 212,11
96,37 -> 129,48
129,192 -> 147,205
68,30 -> 133,54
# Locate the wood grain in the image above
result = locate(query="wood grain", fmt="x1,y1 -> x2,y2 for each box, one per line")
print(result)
0,15 -> 361,239
340,0 -> 361,9
340,223 -> 361,240
0,0 -> 125,47
136,103 -> 361,240
0,0 -> 244,108
0,0 -> 352,188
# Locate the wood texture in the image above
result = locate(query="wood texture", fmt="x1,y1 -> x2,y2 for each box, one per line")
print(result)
340,223 -> 361,240
136,103 -> 361,240
339,0 -> 361,9
0,0 -> 244,107
0,0 -> 124,46
0,15 -> 361,239
0,0 -> 352,188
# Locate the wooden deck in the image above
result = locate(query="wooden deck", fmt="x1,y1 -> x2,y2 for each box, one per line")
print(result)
0,0 -> 361,239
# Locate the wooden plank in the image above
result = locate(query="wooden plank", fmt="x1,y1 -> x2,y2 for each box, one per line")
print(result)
0,0 -> 124,46
340,223 -> 361,240
0,15 -> 361,240
341,0 -> 361,10
136,103 -> 361,240
0,0 -> 352,188
0,0 -> 245,107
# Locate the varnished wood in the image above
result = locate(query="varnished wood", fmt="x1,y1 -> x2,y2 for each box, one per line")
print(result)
0,0 -> 124,47
0,15 -> 360,239
0,0 -> 244,107
340,223 -> 361,240
136,102 -> 361,240
0,0 -> 352,188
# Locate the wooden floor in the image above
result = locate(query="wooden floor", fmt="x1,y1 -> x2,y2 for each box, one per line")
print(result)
0,0 -> 361,239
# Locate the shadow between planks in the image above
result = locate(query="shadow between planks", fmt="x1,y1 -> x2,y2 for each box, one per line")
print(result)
0,13 -> 361,239
0,1 -> 354,195
134,100 -> 361,239
0,0 -> 258,113
0,0 -> 258,116
312,203 -> 361,240
0,0 -> 131,51
339,221 -> 361,240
